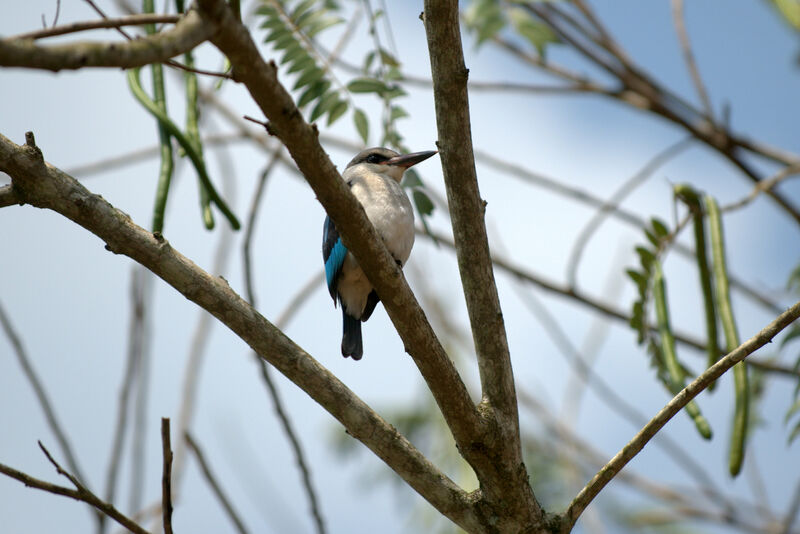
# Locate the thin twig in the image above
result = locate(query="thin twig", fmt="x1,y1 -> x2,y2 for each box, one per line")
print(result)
184,433 -> 250,534
81,0 -> 134,40
43,441 -> 149,534
474,147 -> 785,315
566,137 -> 693,289
161,419 -> 174,534
77,0 -> 229,78
722,165 -> 800,212
100,266 -> 150,534
0,302 -> 84,483
0,299 -> 97,522
10,14 -> 180,40
128,269 -> 154,515
671,0 -> 715,121
274,272 -> 325,330
563,299 -> 800,530
242,152 -> 327,534
514,288 -> 727,507
172,126 -> 237,494
519,390 -> 777,532
0,458 -> 148,534
422,226 -> 800,379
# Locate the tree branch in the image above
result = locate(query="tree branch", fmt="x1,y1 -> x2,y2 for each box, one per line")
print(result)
0,443 -> 148,534
9,14 -> 180,41
160,418 -> 174,534
562,299 -> 800,531
0,131 -> 480,533
184,432 -> 250,534
192,0 -> 486,474
0,9 -> 210,71
424,0 -> 539,524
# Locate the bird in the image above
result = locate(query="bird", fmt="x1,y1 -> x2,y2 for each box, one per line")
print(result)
322,147 -> 437,360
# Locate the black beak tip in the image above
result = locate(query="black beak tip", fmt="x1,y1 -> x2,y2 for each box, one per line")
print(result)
387,150 -> 438,168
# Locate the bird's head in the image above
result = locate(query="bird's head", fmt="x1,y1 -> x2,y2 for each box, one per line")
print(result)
345,147 -> 437,183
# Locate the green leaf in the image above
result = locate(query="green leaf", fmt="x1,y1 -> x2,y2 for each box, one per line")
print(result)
287,54 -> 315,74
787,262 -> 800,293
309,90 -> 340,123
256,5 -> 278,18
291,0 -> 317,21
789,420 -> 800,445
413,189 -> 435,216
297,80 -> 330,108
781,324 -> 800,348
382,84 -> 407,100
353,108 -> 369,145
306,15 -> 343,38
347,77 -> 388,94
326,99 -> 349,126
772,0 -> 800,30
508,7 -> 560,57
379,47 -> 400,68
402,169 -> 423,188
651,217 -> 670,238
390,105 -> 409,121
259,17 -> 285,31
630,300 -> 644,334
264,26 -> 289,44
626,268 -> 648,296
293,66 -> 325,91
274,32 -> 299,51
636,246 -> 656,273
644,228 -> 660,248
464,0 -> 506,46
363,51 -> 376,73
281,43 -> 307,65
785,398 -> 800,424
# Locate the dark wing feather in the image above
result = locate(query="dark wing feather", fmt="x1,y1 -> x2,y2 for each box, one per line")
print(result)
322,215 -> 347,302
360,290 -> 380,322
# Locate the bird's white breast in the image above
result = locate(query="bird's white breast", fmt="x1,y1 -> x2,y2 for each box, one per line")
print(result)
348,170 -> 415,265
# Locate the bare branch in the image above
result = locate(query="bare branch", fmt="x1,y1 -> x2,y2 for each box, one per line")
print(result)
422,227 -> 800,379
161,419 -> 174,534
671,0 -> 715,120
184,433 -> 250,534
722,165 -> 800,213
9,14 -> 180,40
0,9 -> 211,71
0,131 -> 480,533
241,153 -> 327,534
563,299 -> 800,531
566,137 -> 693,288
424,1 -> 538,522
100,266 -> 151,534
0,443 -> 148,534
0,300 -> 91,490
0,184 -> 21,208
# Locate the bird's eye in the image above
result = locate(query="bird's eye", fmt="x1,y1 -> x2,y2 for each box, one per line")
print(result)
366,154 -> 384,164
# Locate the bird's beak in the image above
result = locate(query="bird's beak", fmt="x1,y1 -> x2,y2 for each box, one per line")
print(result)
385,150 -> 438,168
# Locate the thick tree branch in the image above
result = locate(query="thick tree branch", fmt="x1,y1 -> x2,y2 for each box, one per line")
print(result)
562,300 -> 800,531
192,0 -> 487,470
424,0 -> 540,526
0,9 -> 210,71
0,131 -> 480,533
424,0 -> 518,425
0,184 -> 20,208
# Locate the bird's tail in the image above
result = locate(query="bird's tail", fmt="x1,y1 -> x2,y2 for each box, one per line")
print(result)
341,309 -> 363,360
